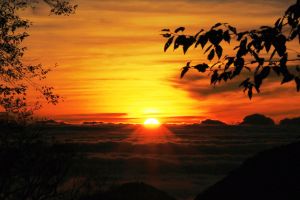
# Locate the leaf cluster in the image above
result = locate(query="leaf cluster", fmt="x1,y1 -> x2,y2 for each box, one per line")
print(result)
162,0 -> 300,99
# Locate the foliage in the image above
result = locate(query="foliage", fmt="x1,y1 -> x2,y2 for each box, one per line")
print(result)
0,1 -> 79,200
0,0 -> 77,116
0,122 -> 80,200
162,0 -> 300,99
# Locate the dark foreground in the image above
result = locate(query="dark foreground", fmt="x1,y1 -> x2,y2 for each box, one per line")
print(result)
41,124 -> 300,200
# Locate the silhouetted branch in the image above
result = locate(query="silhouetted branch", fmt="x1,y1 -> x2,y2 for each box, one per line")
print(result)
162,0 -> 300,99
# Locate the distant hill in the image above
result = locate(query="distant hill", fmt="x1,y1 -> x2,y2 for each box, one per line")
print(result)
280,117 -> 300,126
240,114 -> 275,126
195,142 -> 300,200
200,119 -> 227,126
81,182 -> 176,200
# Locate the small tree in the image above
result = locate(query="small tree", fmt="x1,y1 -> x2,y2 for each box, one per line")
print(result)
0,0 -> 77,117
162,0 -> 300,99
0,1 -> 79,200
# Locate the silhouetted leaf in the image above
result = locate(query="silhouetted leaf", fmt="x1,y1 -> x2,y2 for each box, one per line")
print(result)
175,27 -> 185,33
208,49 -> 215,61
164,36 -> 174,52
208,29 -> 223,45
272,66 -> 281,76
161,33 -> 172,38
194,63 -> 209,73
265,40 -> 272,52
161,29 -> 170,32
239,78 -> 250,88
195,34 -> 208,48
183,36 -> 196,54
211,70 -> 218,85
290,29 -> 298,40
212,23 -> 222,29
204,45 -> 213,54
248,86 -> 253,99
181,62 -> 190,78
232,57 -> 244,78
223,30 -> 231,43
295,77 -> 300,92
259,66 -> 271,79
228,25 -> 237,34
225,57 -> 234,70
215,45 -> 223,59
275,18 -> 282,30
254,67 -> 270,93
174,35 -> 186,50
237,38 -> 248,58
237,31 -> 248,41
281,73 -> 294,84
273,34 -> 287,56
194,29 -> 204,38
218,72 -> 231,82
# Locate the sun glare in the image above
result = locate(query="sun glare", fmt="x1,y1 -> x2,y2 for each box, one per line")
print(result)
143,118 -> 160,128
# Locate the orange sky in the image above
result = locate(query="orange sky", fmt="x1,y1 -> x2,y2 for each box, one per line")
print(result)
21,0 -> 299,124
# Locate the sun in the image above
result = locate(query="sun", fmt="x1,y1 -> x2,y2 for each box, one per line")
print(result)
143,118 -> 160,128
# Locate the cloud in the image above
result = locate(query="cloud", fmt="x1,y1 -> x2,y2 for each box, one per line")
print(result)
55,113 -> 134,123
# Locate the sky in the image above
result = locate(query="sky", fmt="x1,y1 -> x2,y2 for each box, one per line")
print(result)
21,0 -> 300,124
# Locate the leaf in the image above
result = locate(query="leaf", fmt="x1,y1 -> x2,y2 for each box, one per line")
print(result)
248,86 -> 253,99
265,40 -> 272,53
273,34 -> 287,57
225,57 -> 234,70
175,27 -> 185,33
281,73 -> 294,84
237,31 -> 248,41
211,23 -> 222,29
295,77 -> 300,92
180,62 -> 191,79
161,33 -> 172,38
174,35 -> 186,50
232,57 -> 244,78
183,36 -> 196,54
237,38 -> 248,58
195,34 -> 208,48
164,36 -> 174,52
194,29 -> 204,38
272,66 -> 281,76
275,18 -> 282,30
194,63 -> 209,73
290,29 -> 298,40
161,29 -> 170,32
215,45 -> 223,59
259,66 -> 271,79
228,25 -> 237,34
223,30 -> 231,43
204,45 -> 213,54
208,49 -> 215,61
208,29 -> 223,45
239,78 -> 250,88
210,70 -> 219,85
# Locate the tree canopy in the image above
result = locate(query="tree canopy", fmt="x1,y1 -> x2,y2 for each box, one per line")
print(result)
0,0 -> 77,117
162,0 -> 300,99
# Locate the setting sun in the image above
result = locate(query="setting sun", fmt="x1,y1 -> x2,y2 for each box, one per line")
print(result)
143,118 -> 160,128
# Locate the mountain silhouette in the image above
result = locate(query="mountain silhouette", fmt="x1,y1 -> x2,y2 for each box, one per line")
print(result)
240,114 -> 275,126
280,117 -> 300,126
200,119 -> 227,126
195,142 -> 300,200
81,182 -> 176,200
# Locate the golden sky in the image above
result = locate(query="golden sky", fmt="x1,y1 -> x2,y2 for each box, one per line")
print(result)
21,0 -> 299,123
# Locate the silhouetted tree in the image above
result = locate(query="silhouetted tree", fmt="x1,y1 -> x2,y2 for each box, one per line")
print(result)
0,0 -> 77,117
162,0 -> 300,99
0,1 -> 80,200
